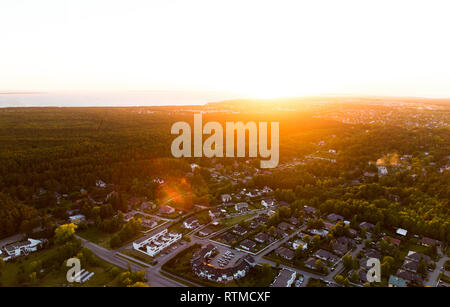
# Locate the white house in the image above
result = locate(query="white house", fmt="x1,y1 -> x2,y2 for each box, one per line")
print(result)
292,240 -> 308,250
183,217 -> 200,229
2,238 -> 43,258
133,229 -> 182,257
396,228 -> 408,236
377,165 -> 388,176
221,194 -> 232,203
96,180 -> 107,188
69,214 -> 86,224
271,269 -> 296,287
261,198 -> 275,208
235,202 -> 249,211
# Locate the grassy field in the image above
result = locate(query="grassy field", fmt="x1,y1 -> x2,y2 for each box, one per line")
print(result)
0,245 -> 124,287
120,249 -> 155,265
222,213 -> 256,227
77,227 -> 115,249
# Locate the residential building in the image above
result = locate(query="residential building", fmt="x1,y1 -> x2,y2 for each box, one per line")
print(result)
275,247 -> 295,261
327,213 -> 344,223
183,217 -> 200,229
235,202 -> 249,211
261,198 -> 275,208
221,194 -> 232,203
133,229 -> 182,257
159,205 -> 175,214
388,275 -> 406,287
314,249 -> 339,263
2,238 -> 44,259
69,214 -> 86,225
396,228 -> 408,236
191,244 -> 255,283
240,239 -> 257,251
254,232 -> 273,244
232,225 -> 248,236
270,269 -> 296,287
198,227 -> 213,237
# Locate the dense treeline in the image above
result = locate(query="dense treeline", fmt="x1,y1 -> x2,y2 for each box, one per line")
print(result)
0,107 -> 449,243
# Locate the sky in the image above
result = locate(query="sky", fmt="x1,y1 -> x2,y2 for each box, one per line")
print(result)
1,0 -> 450,100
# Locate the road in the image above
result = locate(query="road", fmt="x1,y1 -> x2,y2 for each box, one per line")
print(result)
77,235 -> 186,287
76,206 -> 378,288
425,247 -> 449,287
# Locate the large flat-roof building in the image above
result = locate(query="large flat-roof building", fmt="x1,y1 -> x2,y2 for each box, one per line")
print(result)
133,229 -> 181,257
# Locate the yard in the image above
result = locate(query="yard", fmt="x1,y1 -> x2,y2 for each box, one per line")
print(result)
0,245 -> 125,287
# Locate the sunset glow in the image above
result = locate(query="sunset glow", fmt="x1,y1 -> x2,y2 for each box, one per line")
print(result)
1,0 -> 450,99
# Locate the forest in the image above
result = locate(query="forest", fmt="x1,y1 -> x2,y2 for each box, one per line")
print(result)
0,102 -> 448,242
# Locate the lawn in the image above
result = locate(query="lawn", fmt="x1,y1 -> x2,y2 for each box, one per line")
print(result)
306,278 -> 328,287
0,245 -> 125,287
120,248 -> 155,265
77,227 -> 115,249
222,213 -> 256,227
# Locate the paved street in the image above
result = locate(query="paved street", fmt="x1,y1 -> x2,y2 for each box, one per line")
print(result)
77,235 -> 186,287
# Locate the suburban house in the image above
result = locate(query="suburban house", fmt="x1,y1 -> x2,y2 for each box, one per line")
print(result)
292,239 -> 307,250
401,260 -> 419,273
406,251 -> 431,264
235,202 -> 249,212
232,225 -> 248,236
383,236 -> 401,247
240,239 -> 257,251
332,237 -> 354,256
304,257 -> 318,270
69,214 -> 86,224
245,189 -> 260,198
359,222 -> 375,231
261,198 -> 275,208
198,227 -> 213,237
314,249 -> 339,263
396,228 -> 408,237
159,205 -> 175,214
221,194 -> 232,203
275,247 -> 295,261
1,238 -> 44,260
270,269 -> 296,287
219,232 -> 237,244
183,217 -> 200,229
303,206 -> 316,216
289,217 -> 300,225
278,222 -> 295,231
388,275 -> 406,287
365,249 -> 381,259
209,208 -> 225,219
395,269 -> 423,285
327,213 -> 344,223
274,227 -> 288,238
308,228 -> 329,237
420,237 -> 440,247
141,218 -> 158,229
254,232 -> 274,244
95,180 -> 107,188
133,229 -> 182,257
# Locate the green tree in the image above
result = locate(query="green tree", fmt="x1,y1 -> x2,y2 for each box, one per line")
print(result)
54,223 -> 77,244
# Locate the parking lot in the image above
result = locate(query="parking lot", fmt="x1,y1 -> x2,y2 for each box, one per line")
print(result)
209,245 -> 246,268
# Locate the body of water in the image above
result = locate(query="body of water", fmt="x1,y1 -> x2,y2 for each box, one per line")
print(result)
0,91 -> 242,107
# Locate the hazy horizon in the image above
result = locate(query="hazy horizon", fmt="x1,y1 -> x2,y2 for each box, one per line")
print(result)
2,0 -> 450,101
1,90 -> 450,108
